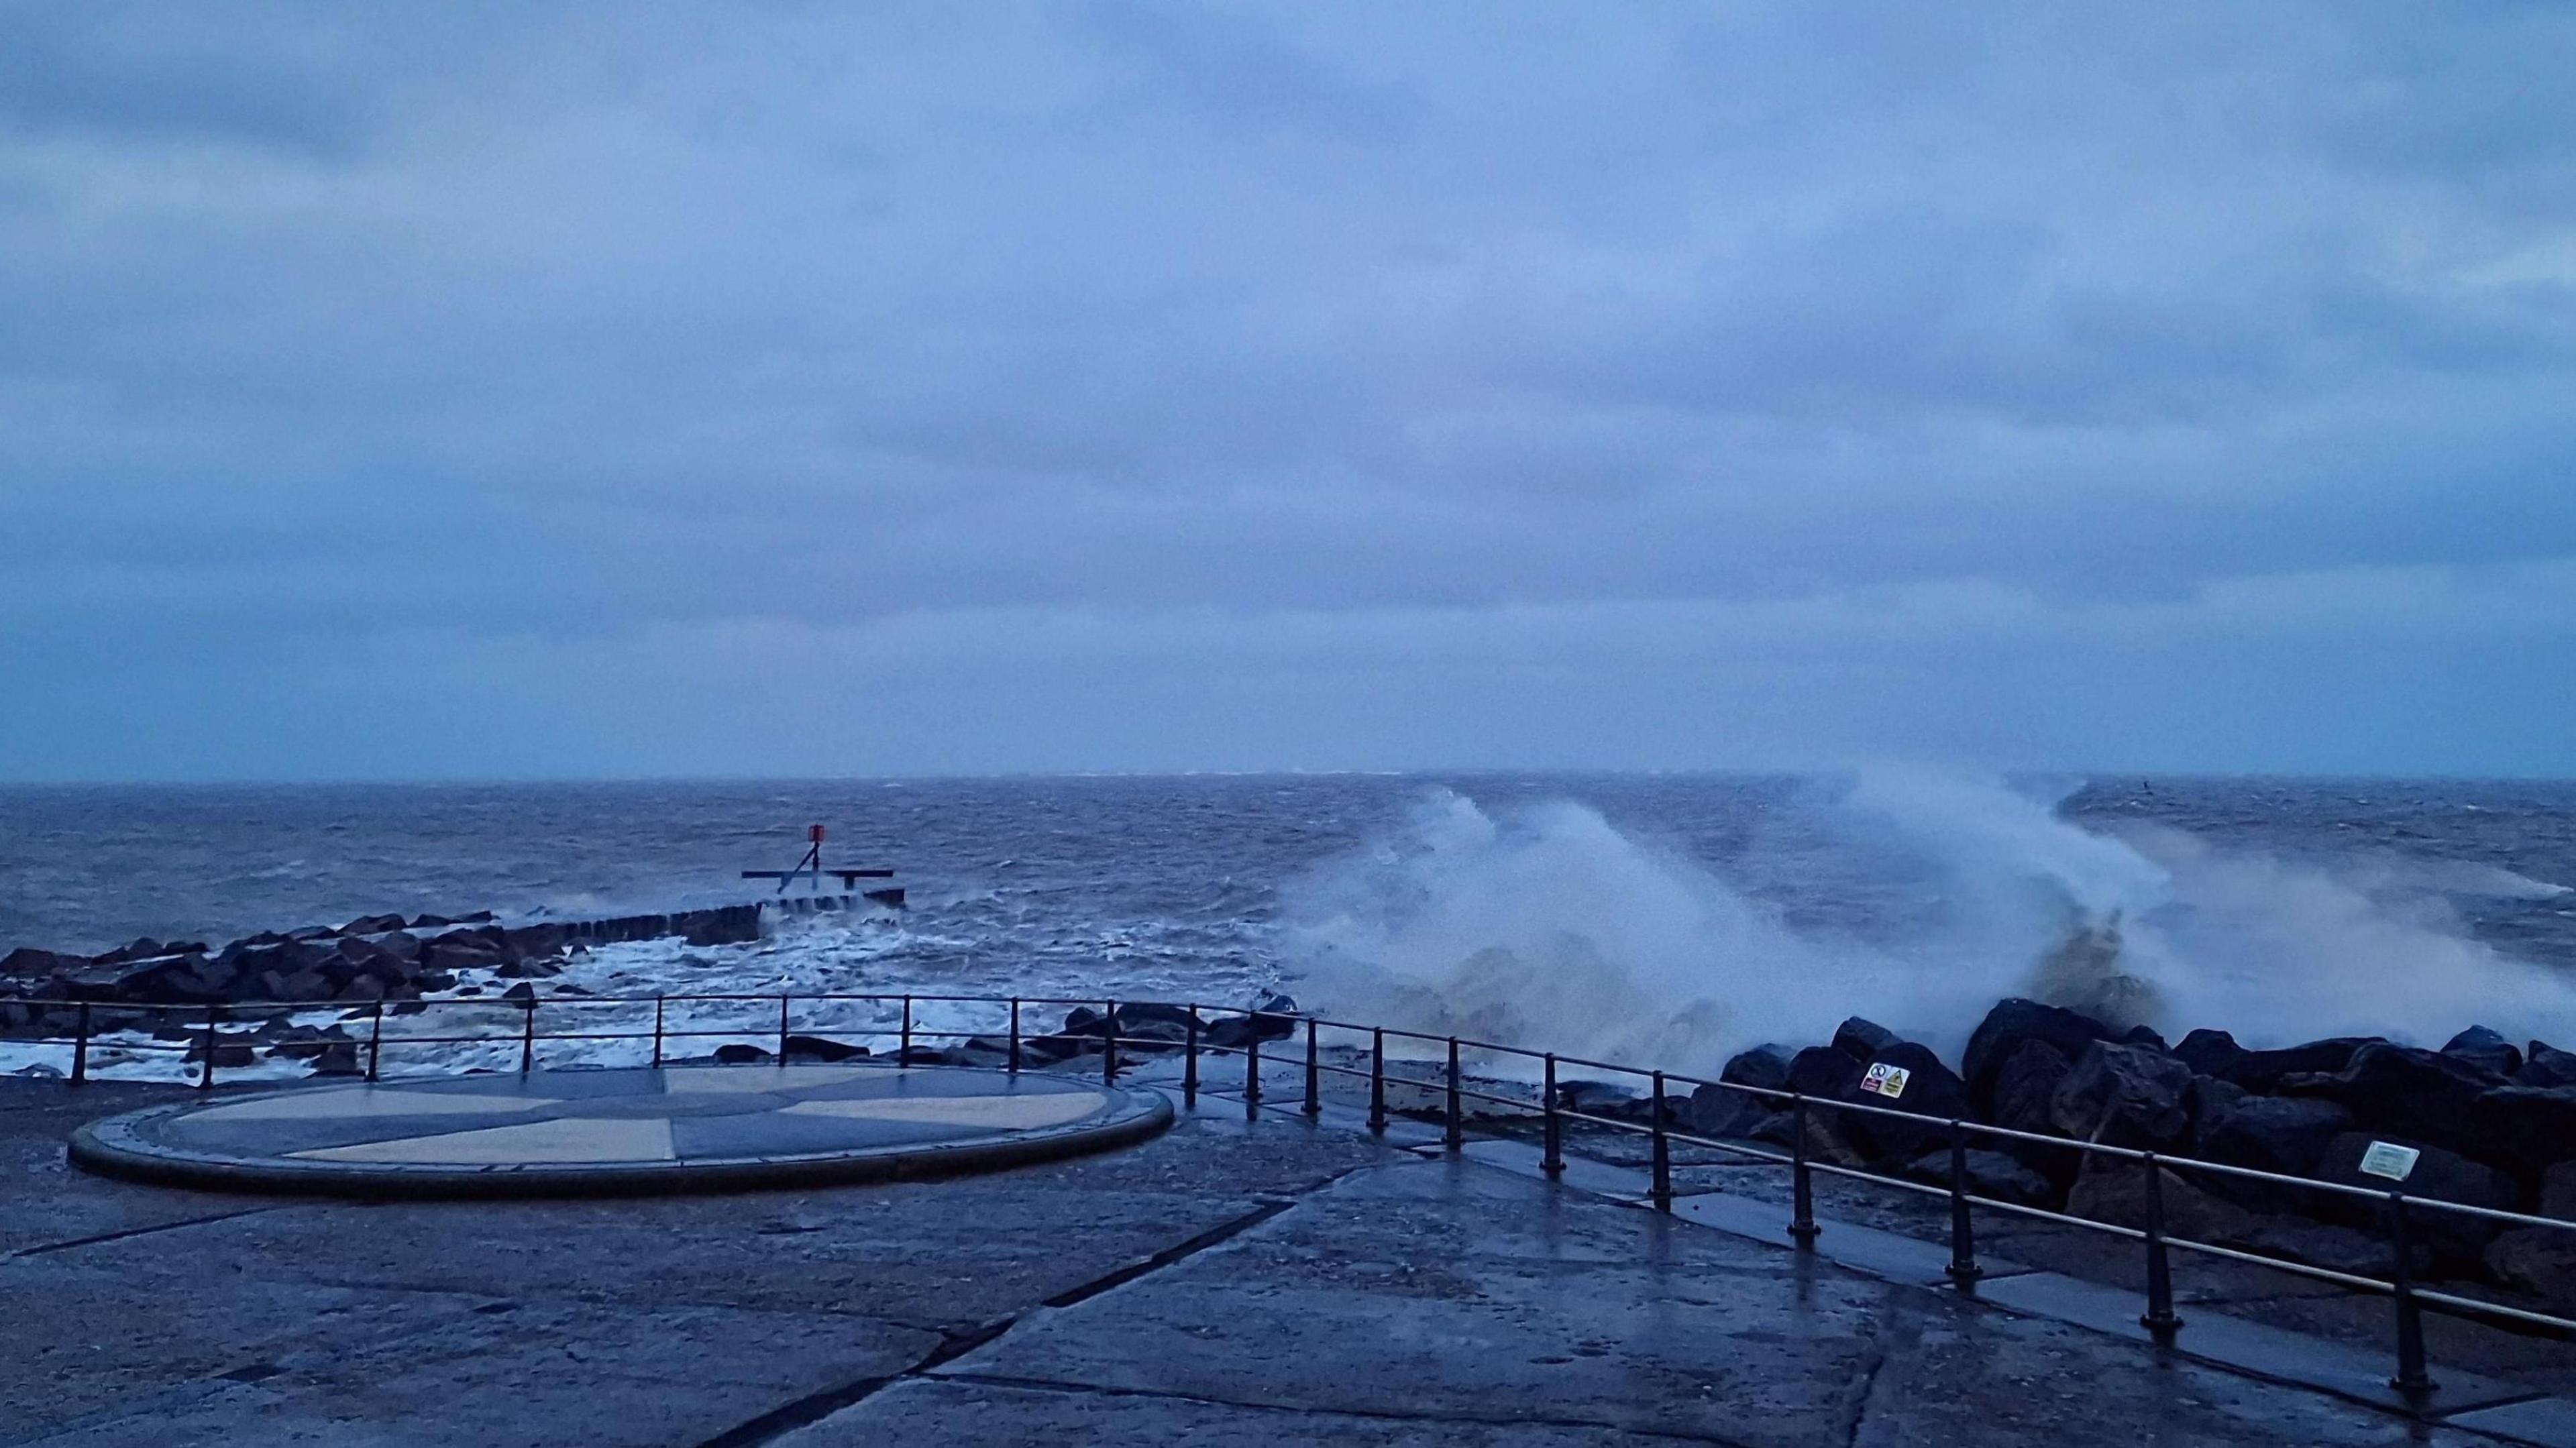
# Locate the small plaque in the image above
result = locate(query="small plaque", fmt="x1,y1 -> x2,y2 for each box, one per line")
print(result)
1860,1063 -> 1911,1099
2358,1141 -> 2420,1182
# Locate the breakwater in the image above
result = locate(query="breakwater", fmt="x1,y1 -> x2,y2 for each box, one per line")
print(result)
0,897 -> 881,1039
1562,998 -> 2576,1317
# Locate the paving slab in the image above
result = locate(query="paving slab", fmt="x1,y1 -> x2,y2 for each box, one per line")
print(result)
16,1292 -> 940,1447
1,1078 -> 2554,1447
912,1157 -> 2479,1447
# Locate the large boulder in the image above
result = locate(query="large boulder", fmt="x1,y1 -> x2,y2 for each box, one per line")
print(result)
2518,1043 -> 2576,1090
2049,1041 -> 2193,1150
783,1034 -> 869,1063
221,938 -> 330,983
2544,1160 -> 2576,1220
1837,1040 -> 1969,1163
2442,1026 -> 2523,1080
1750,1103 -> 1870,1168
1682,1082 -> 1753,1137
1552,1079 -> 1641,1117
2067,1159 -> 2255,1242
2485,1230 -> 2576,1313
2231,1219 -> 2420,1278
2172,1027 -> 2243,1078
1831,1016 -> 1899,1062
309,1040 -> 363,1074
1722,1042 -> 1796,1094
1685,1044 -> 1794,1137
1989,1038 -> 2080,1183
2318,1133 -> 2520,1266
341,913 -> 407,936
264,1023 -> 355,1060
1991,1039 -> 2073,1134
1902,1148 -> 2053,1206
1784,1045 -> 1862,1101
1962,998 -> 2120,1115
334,935 -> 409,979
117,952 -> 237,1005
1202,998 -> 1299,1050
2194,1090 -> 2351,1178
423,937 -> 505,974
2218,1037 -> 2381,1094
2277,1043 -> 2504,1148
182,1034 -> 258,1068
2462,1087 -> 2576,1178
0,948 -> 80,978
504,923 -> 571,960
1112,1001 -> 1207,1034
1205,991 -> 1301,1050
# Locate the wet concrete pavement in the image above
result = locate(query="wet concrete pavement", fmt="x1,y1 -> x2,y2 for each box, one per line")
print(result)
0,1075 -> 2551,1445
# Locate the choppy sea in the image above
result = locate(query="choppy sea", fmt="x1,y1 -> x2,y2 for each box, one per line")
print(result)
7,773 -> 2576,1081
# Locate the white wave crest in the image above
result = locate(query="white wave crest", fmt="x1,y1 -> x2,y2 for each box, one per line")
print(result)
1282,771 -> 2576,1075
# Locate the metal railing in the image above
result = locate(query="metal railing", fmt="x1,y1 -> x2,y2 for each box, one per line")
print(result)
10,991 -> 2573,1397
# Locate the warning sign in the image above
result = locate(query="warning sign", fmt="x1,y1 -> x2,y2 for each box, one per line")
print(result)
1860,1062 -> 1911,1099
2358,1141 -> 2420,1182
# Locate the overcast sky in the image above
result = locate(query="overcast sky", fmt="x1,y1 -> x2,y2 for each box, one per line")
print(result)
4,2 -> 2573,781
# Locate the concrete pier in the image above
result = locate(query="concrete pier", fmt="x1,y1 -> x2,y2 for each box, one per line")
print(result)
0,1075 -> 2558,1446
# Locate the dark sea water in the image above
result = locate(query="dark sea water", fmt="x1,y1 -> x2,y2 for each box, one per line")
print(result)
7,773 -> 2576,1075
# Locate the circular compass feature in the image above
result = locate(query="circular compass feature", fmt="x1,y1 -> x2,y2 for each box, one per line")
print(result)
70,1065 -> 1172,1197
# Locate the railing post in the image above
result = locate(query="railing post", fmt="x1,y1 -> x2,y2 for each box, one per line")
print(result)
1789,1094 -> 1819,1247
900,995 -> 913,1063
1650,1070 -> 1673,1211
1540,1052 -> 1563,1176
1246,1033 -> 1263,1107
199,1005 -> 218,1090
70,1002 -> 91,1086
1444,1036 -> 1462,1152
1946,1119 -> 1980,1286
2141,1152 -> 2182,1338
1008,998 -> 1022,1074
651,995 -> 665,1068
1183,1008 -> 1199,1103
1103,1000 -> 1119,1084
777,993 -> 792,1061
366,1001 -> 384,1083
1368,1029 -> 1387,1134
2388,1193 -> 2435,1397
519,997 -> 536,1075
1303,1017 -> 1321,1117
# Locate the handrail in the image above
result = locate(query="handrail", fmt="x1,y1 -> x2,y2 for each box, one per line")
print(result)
7,988 -> 2571,1384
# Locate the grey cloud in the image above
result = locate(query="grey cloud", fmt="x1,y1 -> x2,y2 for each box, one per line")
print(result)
3,1 -> 2573,777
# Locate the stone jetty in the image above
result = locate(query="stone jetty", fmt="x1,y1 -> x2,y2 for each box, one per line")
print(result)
0,899 -> 835,1040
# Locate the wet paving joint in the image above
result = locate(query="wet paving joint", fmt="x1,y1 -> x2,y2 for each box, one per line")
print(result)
689,1164 -> 1385,1448
919,1370 -> 1760,1447
5,1203 -> 301,1259
1835,1308 -> 1900,1448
